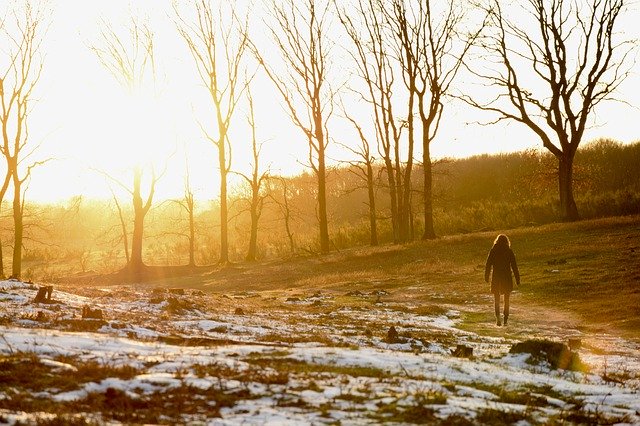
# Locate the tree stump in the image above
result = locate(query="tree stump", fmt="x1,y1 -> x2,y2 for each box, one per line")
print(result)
33,285 -> 53,303
385,326 -> 404,343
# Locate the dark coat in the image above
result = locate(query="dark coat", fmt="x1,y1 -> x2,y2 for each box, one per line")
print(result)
485,246 -> 520,294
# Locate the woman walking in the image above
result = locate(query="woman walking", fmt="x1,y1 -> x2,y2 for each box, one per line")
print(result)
485,234 -> 520,326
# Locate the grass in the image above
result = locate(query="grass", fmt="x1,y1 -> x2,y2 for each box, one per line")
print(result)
475,408 -> 529,425
243,355 -> 389,379
0,353 -> 253,424
53,215 -> 640,340
125,214 -> 638,338
0,353 -> 140,394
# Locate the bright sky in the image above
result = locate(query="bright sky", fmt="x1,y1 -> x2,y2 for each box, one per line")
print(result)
7,0 -> 640,203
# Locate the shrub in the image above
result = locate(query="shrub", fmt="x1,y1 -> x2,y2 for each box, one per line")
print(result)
509,339 -> 588,372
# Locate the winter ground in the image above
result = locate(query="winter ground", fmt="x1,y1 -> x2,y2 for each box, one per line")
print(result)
1,279 -> 639,425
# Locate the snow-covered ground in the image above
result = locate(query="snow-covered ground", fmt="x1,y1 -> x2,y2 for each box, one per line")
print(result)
1,279 -> 639,425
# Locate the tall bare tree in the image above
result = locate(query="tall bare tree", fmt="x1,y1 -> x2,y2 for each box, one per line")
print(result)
235,89 -> 269,261
91,16 -> 160,272
250,0 -> 334,253
463,0 -> 635,221
405,0 -> 485,239
337,0 -> 401,244
173,162 -> 197,267
0,2 -> 47,278
175,0 -> 249,264
386,0 -> 420,243
339,113 -> 378,246
268,176 -> 297,255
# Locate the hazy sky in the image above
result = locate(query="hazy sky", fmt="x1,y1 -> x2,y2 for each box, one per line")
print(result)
5,0 -> 640,202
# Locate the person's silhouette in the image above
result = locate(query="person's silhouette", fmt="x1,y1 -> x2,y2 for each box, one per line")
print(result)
484,234 -> 520,326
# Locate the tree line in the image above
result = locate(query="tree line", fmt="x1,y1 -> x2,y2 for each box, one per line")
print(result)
6,138 -> 639,281
0,0 -> 636,278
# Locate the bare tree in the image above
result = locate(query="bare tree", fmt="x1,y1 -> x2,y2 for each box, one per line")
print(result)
175,0 -> 249,264
172,162 -> 197,267
463,0 -> 636,221
386,0 -> 420,243
110,189 -> 130,264
235,89 -> 269,261
250,0 -> 334,253
338,113 -> 378,246
91,15 -> 160,272
268,176 -> 297,255
406,0 -> 485,239
337,0 -> 401,244
0,2 -> 48,278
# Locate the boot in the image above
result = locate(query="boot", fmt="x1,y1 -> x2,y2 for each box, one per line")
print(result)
503,314 -> 508,326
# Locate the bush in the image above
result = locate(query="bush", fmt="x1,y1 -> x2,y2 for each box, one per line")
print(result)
509,339 -> 587,371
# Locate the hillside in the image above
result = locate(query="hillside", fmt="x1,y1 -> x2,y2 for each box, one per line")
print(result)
79,214 -> 640,338
1,215 -> 638,424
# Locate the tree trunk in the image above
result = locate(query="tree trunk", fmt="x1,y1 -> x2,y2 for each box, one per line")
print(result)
11,176 -> 22,279
0,238 -> 4,279
366,162 -> 378,246
558,153 -> 579,221
0,166 -> 13,278
284,211 -> 295,255
188,200 -> 195,267
129,169 -> 145,271
422,140 -> 436,239
219,143 -> 229,264
394,145 -> 407,243
246,193 -> 259,261
282,184 -> 295,255
383,156 -> 400,243
317,147 -> 330,253
401,88 -> 415,243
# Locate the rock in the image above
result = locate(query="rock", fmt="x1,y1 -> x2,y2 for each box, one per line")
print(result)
452,344 -> 473,358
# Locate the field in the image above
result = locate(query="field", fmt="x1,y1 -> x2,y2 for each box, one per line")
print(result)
1,215 -> 639,424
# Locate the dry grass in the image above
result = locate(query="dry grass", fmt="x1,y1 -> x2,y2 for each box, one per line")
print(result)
59,215 -> 640,338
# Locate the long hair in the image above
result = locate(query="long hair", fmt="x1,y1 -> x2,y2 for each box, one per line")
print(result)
493,234 -> 511,249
